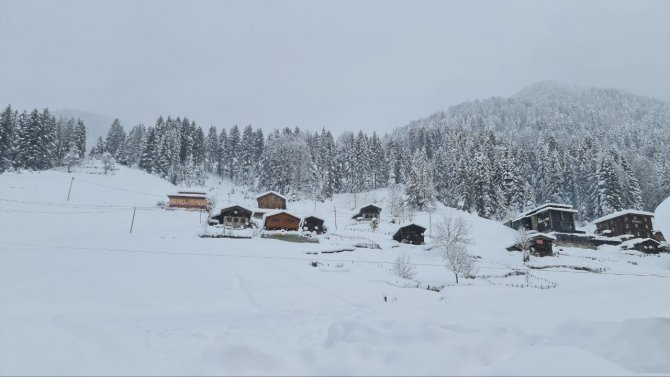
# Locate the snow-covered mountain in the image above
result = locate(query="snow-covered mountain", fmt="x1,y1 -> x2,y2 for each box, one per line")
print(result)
2,163 -> 670,375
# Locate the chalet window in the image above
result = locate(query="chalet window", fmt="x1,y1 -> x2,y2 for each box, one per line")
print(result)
536,239 -> 544,245
272,218 -> 279,222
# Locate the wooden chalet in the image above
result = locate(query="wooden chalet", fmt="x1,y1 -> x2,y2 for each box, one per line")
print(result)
263,211 -> 301,231
506,203 -> 578,233
620,238 -> 660,254
352,204 -> 381,221
210,205 -> 252,228
506,232 -> 555,257
393,224 -> 426,245
593,210 -> 655,239
303,216 -> 326,234
167,191 -> 209,210
256,191 -> 287,210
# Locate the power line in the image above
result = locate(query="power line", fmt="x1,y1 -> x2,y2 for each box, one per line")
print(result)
5,241 -> 670,279
0,198 -> 161,210
74,177 -> 164,197
0,208 -> 133,215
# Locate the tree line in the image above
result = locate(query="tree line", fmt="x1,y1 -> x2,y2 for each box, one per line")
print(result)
0,105 -> 86,173
2,83 -> 669,223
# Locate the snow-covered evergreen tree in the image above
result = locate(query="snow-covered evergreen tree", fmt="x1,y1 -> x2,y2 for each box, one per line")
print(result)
105,119 -> 126,157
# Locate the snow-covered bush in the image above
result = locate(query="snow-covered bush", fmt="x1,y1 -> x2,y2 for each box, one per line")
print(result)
393,252 -> 416,280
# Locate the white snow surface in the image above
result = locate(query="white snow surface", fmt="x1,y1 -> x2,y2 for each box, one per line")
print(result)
2,162 -> 670,376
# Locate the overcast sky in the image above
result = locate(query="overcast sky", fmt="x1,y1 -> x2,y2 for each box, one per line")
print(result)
1,0 -> 668,133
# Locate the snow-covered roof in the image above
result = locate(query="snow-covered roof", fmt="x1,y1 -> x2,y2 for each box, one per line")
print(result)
592,210 -> 655,224
512,203 -> 576,221
304,215 -> 324,221
620,238 -> 659,248
168,193 -> 207,199
527,231 -> 557,241
255,191 -> 287,200
261,210 -> 301,221
211,204 -> 252,214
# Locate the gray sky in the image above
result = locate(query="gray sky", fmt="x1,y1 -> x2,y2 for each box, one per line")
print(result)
1,0 -> 668,133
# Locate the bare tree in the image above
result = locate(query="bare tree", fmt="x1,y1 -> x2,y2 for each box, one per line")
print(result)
515,227 -> 533,262
434,216 -> 476,284
433,216 -> 472,250
393,252 -> 416,280
444,243 -> 477,284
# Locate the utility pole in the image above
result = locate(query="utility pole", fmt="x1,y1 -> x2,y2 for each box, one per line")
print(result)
333,205 -> 337,230
129,207 -> 136,233
66,177 -> 74,201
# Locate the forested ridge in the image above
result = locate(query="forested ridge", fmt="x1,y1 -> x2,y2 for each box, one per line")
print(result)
2,82 -> 669,223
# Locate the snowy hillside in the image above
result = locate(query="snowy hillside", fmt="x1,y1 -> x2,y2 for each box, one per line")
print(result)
2,165 -> 670,375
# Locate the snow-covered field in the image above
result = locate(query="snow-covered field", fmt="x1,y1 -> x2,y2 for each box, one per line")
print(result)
2,163 -> 670,375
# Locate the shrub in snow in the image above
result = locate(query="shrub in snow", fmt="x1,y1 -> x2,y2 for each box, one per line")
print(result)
393,252 -> 416,280
101,152 -> 115,175
515,227 -> 533,262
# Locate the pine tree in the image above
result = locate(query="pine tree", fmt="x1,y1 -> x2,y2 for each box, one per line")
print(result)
139,127 -> 157,173
216,128 -> 227,177
226,125 -> 241,180
0,105 -> 15,172
192,124 -> 205,166
593,156 -> 623,217
72,119 -> 87,159
620,156 -> 642,209
90,136 -> 105,158
472,151 -> 495,218
204,126 -> 218,173
15,110 -> 43,170
405,148 -> 435,210
105,119 -> 126,157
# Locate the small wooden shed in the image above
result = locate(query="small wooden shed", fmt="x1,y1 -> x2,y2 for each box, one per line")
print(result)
620,238 -> 660,254
352,204 -> 381,220
264,211 -> 301,231
211,205 -> 252,228
506,232 -> 555,256
167,191 -> 209,210
393,224 -> 426,245
256,191 -> 287,210
303,216 -> 326,234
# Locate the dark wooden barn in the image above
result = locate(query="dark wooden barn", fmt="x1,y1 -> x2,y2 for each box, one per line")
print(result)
593,210 -> 655,239
263,211 -> 301,231
303,216 -> 326,234
210,205 -> 252,228
352,204 -> 381,220
256,191 -> 287,210
505,203 -> 578,233
506,232 -> 555,256
393,224 -> 426,245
